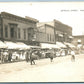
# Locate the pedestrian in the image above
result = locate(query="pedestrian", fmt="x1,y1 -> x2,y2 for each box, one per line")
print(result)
47,49 -> 54,62
1,50 -> 4,64
25,50 -> 30,62
71,50 -> 75,62
29,49 -> 36,65
49,52 -> 54,62
8,50 -> 12,62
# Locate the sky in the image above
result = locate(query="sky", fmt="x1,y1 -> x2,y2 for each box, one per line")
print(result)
0,2 -> 84,35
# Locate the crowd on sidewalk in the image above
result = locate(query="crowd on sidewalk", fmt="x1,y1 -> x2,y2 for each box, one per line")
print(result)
0,47 -> 77,65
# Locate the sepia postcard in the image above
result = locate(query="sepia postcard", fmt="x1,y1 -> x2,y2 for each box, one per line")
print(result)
0,1 -> 84,82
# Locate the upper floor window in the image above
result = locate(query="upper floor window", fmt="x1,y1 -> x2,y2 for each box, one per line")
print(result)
18,28 -> 21,39
47,34 -> 49,41
23,29 -> 26,39
0,25 -> 2,37
5,25 -> 8,38
50,34 -> 51,42
9,24 -> 17,38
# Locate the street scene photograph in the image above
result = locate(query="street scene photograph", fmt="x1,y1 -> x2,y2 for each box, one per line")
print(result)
0,2 -> 84,82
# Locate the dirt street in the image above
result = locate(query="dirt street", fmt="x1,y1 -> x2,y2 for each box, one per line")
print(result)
0,54 -> 84,82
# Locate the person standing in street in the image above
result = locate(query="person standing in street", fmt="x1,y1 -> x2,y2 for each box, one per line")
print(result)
29,49 -> 36,65
1,49 -> 4,64
71,50 -> 75,62
25,50 -> 30,62
8,50 -> 12,62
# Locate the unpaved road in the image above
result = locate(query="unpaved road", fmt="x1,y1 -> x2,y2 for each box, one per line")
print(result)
0,54 -> 84,82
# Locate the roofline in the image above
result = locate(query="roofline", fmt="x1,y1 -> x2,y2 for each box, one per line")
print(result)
1,12 -> 39,23
54,19 -> 72,29
45,24 -> 54,28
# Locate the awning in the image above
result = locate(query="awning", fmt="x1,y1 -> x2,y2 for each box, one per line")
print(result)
16,42 -> 30,50
56,42 -> 66,48
58,34 -> 63,37
40,43 -> 60,49
4,41 -> 19,49
28,45 -> 41,49
64,42 -> 76,48
69,36 -> 73,38
0,41 -> 7,49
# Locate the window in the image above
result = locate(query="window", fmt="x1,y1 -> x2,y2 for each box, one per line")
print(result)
50,34 -> 51,41
18,28 -> 21,39
10,27 -> 14,38
52,35 -> 54,42
23,29 -> 26,39
0,25 -> 1,37
47,34 -> 49,41
5,25 -> 8,38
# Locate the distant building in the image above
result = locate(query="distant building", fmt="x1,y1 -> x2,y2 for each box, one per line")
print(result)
37,19 -> 73,44
0,12 -> 39,45
72,35 -> 84,47
54,19 -> 73,43
36,23 -> 55,44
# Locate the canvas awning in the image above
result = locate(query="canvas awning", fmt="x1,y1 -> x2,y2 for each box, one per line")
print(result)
58,34 -> 63,37
29,46 -> 40,48
16,42 -> 30,50
0,41 -> 7,49
56,42 -> 66,48
4,41 -> 19,49
69,36 -> 73,39
64,42 -> 76,48
40,43 -> 60,49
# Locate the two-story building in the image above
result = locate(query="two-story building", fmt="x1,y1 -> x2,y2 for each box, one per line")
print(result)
54,19 -> 73,43
0,12 -> 39,45
37,19 -> 73,48
36,22 -> 58,48
42,20 -> 73,43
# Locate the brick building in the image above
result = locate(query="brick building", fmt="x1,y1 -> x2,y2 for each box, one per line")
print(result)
36,23 -> 55,44
0,12 -> 38,45
0,12 -> 73,48
37,19 -> 73,47
43,19 -> 73,43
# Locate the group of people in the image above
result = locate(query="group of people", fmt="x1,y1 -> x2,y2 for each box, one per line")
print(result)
0,50 -> 12,63
25,48 -> 76,65
25,48 -> 55,65
0,48 -> 76,65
